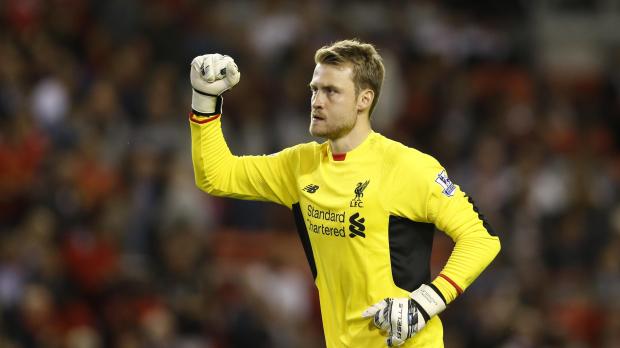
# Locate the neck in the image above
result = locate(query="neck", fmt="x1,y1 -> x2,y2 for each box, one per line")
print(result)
329,115 -> 372,154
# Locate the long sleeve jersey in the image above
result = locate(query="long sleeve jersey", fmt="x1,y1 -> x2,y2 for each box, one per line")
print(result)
190,112 -> 500,348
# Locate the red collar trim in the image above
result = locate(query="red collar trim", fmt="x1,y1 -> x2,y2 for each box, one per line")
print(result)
332,153 -> 346,161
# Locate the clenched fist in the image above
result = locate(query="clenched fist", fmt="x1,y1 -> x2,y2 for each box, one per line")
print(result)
190,54 -> 240,115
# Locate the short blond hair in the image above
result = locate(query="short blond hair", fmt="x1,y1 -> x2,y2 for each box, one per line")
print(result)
314,39 -> 385,117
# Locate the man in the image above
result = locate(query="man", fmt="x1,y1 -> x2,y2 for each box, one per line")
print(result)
188,40 -> 500,347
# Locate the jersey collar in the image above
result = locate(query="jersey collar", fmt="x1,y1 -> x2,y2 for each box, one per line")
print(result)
326,131 -> 377,162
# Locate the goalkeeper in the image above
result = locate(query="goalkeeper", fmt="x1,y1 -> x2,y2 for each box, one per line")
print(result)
188,40 -> 501,347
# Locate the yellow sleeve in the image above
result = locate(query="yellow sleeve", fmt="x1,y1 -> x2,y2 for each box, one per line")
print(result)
190,113 -> 298,207
385,147 -> 500,304
423,163 -> 501,304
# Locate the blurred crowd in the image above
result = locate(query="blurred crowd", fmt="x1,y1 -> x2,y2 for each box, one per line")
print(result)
1,0 -> 620,347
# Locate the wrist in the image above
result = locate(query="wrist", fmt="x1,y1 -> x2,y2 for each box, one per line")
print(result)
192,89 -> 222,116
409,284 -> 447,321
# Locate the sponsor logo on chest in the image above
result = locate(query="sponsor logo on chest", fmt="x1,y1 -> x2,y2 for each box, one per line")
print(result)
303,180 -> 370,239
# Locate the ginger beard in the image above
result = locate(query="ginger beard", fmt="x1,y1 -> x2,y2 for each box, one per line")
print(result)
309,63 -> 360,140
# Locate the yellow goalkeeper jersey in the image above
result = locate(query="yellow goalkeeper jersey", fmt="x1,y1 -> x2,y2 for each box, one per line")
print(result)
190,114 -> 500,348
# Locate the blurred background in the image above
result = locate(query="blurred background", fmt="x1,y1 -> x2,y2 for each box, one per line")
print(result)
1,0 -> 620,347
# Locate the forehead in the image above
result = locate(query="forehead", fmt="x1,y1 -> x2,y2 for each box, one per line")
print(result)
310,63 -> 355,87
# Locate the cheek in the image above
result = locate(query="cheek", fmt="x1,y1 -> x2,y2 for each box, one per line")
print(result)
333,94 -> 357,109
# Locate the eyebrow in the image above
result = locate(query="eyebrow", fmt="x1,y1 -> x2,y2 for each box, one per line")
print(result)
309,82 -> 339,90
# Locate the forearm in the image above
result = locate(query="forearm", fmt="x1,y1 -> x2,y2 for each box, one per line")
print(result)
431,227 -> 501,304
190,114 -> 238,197
190,111 -> 297,204
189,54 -> 266,200
187,53 -> 295,206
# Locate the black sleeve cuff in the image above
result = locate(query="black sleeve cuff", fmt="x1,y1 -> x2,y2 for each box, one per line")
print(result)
428,283 -> 447,305
192,93 -> 222,117
411,299 -> 431,322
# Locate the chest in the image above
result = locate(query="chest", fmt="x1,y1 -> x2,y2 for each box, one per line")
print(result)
297,160 -> 387,242
299,159 -> 384,208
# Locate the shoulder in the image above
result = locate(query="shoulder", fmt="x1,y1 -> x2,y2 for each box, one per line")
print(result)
269,141 -> 322,164
298,140 -> 324,153
283,141 -> 322,157
374,134 -> 441,171
272,141 -> 320,154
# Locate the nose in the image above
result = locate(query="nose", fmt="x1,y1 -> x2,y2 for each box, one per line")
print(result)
311,91 -> 324,109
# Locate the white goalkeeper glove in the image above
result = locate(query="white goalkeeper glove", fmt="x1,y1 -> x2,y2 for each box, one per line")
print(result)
362,284 -> 447,346
190,53 -> 240,115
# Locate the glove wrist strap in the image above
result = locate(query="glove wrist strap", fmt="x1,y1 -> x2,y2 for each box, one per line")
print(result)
409,284 -> 447,320
192,89 -> 222,116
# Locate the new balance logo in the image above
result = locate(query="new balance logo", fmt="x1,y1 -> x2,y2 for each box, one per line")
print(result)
348,212 -> 366,238
302,184 -> 320,193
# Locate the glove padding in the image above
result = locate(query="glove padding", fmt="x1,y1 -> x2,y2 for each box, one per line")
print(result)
362,297 -> 419,346
190,54 -> 240,115
362,284 -> 447,347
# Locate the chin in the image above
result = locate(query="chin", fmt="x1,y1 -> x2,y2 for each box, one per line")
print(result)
309,130 -> 325,138
309,125 -> 326,138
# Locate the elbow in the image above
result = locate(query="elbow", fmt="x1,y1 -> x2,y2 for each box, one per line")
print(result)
491,235 -> 501,260
198,184 -> 219,196
194,174 -> 216,195
479,233 -> 501,269
466,229 -> 502,266
478,234 -> 502,273
196,182 -> 212,195
194,173 -> 229,198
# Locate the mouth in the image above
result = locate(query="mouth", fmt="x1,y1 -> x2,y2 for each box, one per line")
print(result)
311,113 -> 325,121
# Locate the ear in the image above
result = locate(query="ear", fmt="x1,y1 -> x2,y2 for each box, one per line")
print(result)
357,89 -> 374,113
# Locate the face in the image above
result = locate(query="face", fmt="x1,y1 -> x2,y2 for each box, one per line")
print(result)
309,63 -> 360,139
